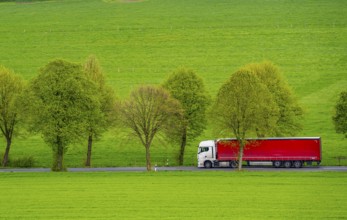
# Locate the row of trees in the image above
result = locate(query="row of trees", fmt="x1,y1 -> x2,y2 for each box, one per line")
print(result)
0,57 -> 118,170
0,56 -> 210,171
1,57 -> 344,171
120,67 -> 210,171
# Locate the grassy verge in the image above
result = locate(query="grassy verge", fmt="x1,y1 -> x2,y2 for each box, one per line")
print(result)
0,171 -> 346,219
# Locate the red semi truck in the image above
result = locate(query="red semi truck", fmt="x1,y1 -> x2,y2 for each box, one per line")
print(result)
197,137 -> 321,168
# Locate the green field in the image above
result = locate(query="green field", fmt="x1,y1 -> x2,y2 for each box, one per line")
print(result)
0,0 -> 347,167
0,171 -> 346,219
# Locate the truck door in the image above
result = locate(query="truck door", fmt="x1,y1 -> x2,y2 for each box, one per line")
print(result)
199,147 -> 213,160
198,147 -> 214,167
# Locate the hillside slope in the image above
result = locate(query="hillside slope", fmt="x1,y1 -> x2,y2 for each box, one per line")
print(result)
0,0 -> 346,166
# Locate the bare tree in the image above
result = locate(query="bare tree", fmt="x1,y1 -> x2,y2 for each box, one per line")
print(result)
120,85 -> 182,171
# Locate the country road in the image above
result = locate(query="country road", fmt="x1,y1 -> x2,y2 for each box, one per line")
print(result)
1,166 -> 347,172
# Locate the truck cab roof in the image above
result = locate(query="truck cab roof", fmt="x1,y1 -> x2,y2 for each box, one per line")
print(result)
199,140 -> 215,147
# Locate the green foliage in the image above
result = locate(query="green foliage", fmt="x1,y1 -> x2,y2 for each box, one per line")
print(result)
83,55 -> 118,134
27,59 -> 101,171
163,67 -> 209,165
83,55 -> 117,167
213,68 -> 279,170
84,55 -> 104,88
120,85 -> 182,171
245,61 -> 303,136
214,69 -> 279,138
0,65 -> 24,167
333,91 -> 347,138
0,172 -> 346,219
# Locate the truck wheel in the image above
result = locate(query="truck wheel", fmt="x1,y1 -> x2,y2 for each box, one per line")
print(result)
273,161 -> 282,168
284,161 -> 292,168
293,161 -> 303,168
230,161 -> 238,168
204,161 -> 212,168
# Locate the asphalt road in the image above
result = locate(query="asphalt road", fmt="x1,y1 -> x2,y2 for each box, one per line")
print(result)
1,166 -> 347,172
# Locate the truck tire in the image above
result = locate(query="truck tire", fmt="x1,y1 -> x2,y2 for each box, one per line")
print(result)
230,161 -> 238,168
293,160 -> 303,168
204,161 -> 212,168
273,161 -> 282,168
284,161 -> 292,168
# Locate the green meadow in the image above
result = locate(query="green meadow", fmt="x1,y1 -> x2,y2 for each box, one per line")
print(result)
0,172 -> 346,219
0,0 -> 347,167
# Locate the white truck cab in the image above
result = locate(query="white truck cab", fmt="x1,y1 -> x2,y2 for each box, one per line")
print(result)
197,140 -> 216,168
197,140 -> 235,168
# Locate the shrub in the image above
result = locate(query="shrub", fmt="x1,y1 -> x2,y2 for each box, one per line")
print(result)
10,156 -> 36,168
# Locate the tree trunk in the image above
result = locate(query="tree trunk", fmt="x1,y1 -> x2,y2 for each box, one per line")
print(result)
56,144 -> 64,171
2,137 -> 12,167
178,129 -> 187,166
85,134 -> 93,167
52,136 -> 65,171
145,145 -> 151,171
238,141 -> 244,171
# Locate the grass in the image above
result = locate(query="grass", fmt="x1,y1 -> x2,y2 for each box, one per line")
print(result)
0,0 -> 347,167
0,171 -> 346,219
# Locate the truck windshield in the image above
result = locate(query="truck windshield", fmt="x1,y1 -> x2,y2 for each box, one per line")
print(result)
198,147 -> 209,154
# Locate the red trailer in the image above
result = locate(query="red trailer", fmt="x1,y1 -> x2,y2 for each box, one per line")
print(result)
197,137 -> 321,168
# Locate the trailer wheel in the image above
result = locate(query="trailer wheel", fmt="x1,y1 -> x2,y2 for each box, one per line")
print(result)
284,161 -> 292,168
273,161 -> 282,168
230,161 -> 238,168
204,161 -> 212,168
293,161 -> 303,168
